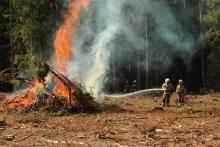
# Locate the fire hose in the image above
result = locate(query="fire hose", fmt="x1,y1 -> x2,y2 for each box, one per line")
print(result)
103,88 -> 164,99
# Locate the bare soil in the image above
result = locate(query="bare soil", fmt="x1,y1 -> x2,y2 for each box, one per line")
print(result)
1,93 -> 220,146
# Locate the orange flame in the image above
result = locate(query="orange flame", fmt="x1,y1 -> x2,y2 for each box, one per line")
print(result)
54,0 -> 91,71
5,80 -> 41,110
54,82 -> 69,97
53,0 -> 91,97
3,0 -> 92,111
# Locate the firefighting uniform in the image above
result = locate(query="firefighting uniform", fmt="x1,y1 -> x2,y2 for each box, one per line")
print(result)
176,84 -> 186,105
162,83 -> 174,106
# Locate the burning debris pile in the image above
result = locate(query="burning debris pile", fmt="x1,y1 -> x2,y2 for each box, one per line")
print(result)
0,0 -> 100,113
0,63 -> 100,113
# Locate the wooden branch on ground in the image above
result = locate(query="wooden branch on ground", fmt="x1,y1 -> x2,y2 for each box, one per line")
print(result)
46,63 -> 94,106
49,66 -> 76,106
13,132 -> 35,142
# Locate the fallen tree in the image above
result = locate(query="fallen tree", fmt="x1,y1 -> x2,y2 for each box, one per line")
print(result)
46,63 -> 100,112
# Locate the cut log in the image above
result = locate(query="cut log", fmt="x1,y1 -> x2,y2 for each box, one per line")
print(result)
46,63 -> 100,112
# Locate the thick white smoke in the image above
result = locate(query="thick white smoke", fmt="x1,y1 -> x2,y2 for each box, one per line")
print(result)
70,0 -> 124,98
68,0 -> 196,98
85,24 -> 120,97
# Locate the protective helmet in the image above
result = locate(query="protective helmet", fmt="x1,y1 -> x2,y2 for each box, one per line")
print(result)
165,78 -> 170,82
179,79 -> 183,84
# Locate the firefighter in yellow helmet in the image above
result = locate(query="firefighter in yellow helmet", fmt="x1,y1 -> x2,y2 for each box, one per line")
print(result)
162,78 -> 174,107
176,79 -> 186,106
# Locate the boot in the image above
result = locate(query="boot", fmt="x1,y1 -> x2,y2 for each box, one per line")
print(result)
162,99 -> 166,107
162,102 -> 166,107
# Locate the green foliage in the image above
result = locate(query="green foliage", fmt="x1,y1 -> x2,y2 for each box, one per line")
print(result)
1,0 -> 220,91
202,0 -> 220,90
32,56 -> 50,82
96,114 -> 102,122
0,0 -> 11,70
9,0 -> 63,83
206,36 -> 220,89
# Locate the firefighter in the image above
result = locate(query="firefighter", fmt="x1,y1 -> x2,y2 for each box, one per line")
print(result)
176,79 -> 186,106
123,81 -> 129,93
161,78 -> 174,107
131,80 -> 138,92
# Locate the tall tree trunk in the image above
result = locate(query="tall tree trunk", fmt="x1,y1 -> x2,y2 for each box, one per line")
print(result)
144,0 -> 149,88
199,0 -> 205,89
9,0 -> 13,63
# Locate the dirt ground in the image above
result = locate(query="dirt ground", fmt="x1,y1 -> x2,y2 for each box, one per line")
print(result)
1,93 -> 220,146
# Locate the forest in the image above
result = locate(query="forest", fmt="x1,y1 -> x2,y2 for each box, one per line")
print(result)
0,0 -> 220,92
1,1 -> 220,146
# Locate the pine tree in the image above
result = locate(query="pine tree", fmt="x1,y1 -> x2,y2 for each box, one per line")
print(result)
0,0 -> 11,70
10,0 -> 63,78
202,0 -> 220,90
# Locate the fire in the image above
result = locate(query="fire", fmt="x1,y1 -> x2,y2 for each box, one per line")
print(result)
53,0 -> 91,97
4,80 -> 42,110
54,82 -> 69,97
54,0 -> 91,71
2,0 -> 92,111
6,90 -> 35,110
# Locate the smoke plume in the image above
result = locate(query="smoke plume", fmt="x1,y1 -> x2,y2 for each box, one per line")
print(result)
59,0 -> 197,98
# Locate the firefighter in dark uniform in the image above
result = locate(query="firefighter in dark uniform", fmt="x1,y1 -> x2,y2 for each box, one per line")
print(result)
123,81 -> 129,93
131,80 -> 138,92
